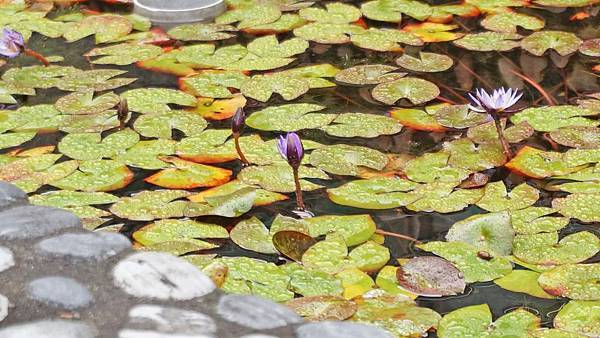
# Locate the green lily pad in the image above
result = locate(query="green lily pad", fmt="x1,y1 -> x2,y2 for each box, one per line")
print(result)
0,80 -> 35,104
403,22 -> 464,43
238,164 -> 328,193
389,107 -> 447,132
55,91 -> 119,115
528,329 -> 587,337
144,156 -> 231,189
51,160 -> 133,192
133,219 -> 228,248
554,300 -> 600,336
372,77 -> 440,105
167,23 -> 237,41
0,131 -> 36,149
110,189 -> 191,221
481,12 -> 545,33
58,128 -> 139,161
184,186 -> 258,218
299,2 -> 361,23
376,266 -> 418,298
511,106 -> 599,132
0,152 -> 78,193
175,44 -> 247,69
2,65 -> 80,89
334,65 -> 404,85
114,139 -> 175,170
513,231 -> 599,265
241,74 -> 309,102
273,231 -> 317,262
476,181 -> 539,212
435,104 -> 491,129
57,69 -> 137,92
552,192 -> 600,222
133,110 -> 207,139
246,103 -> 333,131
538,263 -> 600,300
293,22 -> 364,44
302,234 -> 354,274
348,241 -> 390,272
64,14 -> 132,43
327,177 -> 421,209
121,88 -> 196,114
438,304 -> 539,338
521,31 -> 583,56
579,38 -> 600,57
351,28 -> 423,52
309,144 -> 388,176
405,152 -> 471,183
230,217 -> 277,254
446,212 -> 514,256
396,256 -> 466,297
216,4 -> 281,29
286,295 -> 355,321
188,179 -> 287,207
360,0 -> 402,23
179,70 -> 249,98
321,113 -> 402,138
242,13 -> 307,34
395,52 -> 454,72
506,146 -> 585,179
549,126 -> 600,149
247,35 -> 309,58
445,138 -> 506,172
493,270 -> 556,299
29,190 -> 118,208
283,263 -> 344,297
453,32 -> 523,51
417,241 -> 513,283
336,268 -> 376,299
85,43 -> 163,65
510,207 -> 570,234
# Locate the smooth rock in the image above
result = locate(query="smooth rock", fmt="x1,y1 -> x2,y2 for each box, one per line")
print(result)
36,232 -> 130,261
0,294 -> 8,322
27,276 -> 93,310
0,182 -> 27,210
0,320 -> 98,338
240,335 -> 281,338
123,304 -> 216,335
0,205 -> 81,239
296,321 -> 394,338
113,252 -> 215,300
217,294 -> 303,330
119,331 -> 213,338
0,246 -> 15,272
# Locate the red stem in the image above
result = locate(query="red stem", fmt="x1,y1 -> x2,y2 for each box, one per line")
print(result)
233,133 -> 250,166
508,69 -> 557,106
292,167 -> 305,211
375,229 -> 421,243
23,48 -> 49,66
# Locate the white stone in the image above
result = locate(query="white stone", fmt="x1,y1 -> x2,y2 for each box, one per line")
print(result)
296,321 -> 394,338
0,294 -> 8,323
0,320 -> 98,338
0,246 -> 15,272
113,252 -> 215,300
240,335 -> 281,338
119,330 -> 213,338
0,206 -> 81,239
27,276 -> 93,310
36,232 -> 130,261
217,294 -> 303,330
124,304 -> 216,335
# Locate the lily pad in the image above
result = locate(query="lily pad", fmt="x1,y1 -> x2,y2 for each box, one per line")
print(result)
506,147 -> 586,179
417,241 -> 513,283
476,181 -> 539,212
29,190 -> 118,208
538,263 -> 600,300
481,12 -> 545,33
115,139 -> 176,170
579,38 -> 600,57
55,91 -> 119,115
360,0 -> 402,23
336,268 -> 376,299
302,233 -> 354,274
513,231 -> 599,265
283,263 -> 344,297
247,35 -> 309,58
334,65 -> 404,85
511,106 -> 598,132
230,217 -> 277,254
348,241 -> 390,272
191,95 -> 247,121
273,230 -> 317,262
242,14 -> 307,34
64,14 -> 132,43
184,186 -> 258,218
404,152 -> 471,183
241,74 -> 309,102
435,104 -> 491,129
321,113 -> 402,138
0,131 -> 35,149
121,88 -> 196,114
299,2 -> 361,24
167,23 -> 237,41
133,219 -> 228,248
110,189 -> 191,221
327,177 -> 421,209
309,144 -> 388,176
521,31 -> 582,56
188,179 -> 287,207
246,103 -> 333,131
351,28 -> 423,52
133,110 -> 207,139
56,69 -> 136,92
293,22 -> 364,44
552,192 -> 600,222
493,270 -> 556,299
238,164 -> 328,192
58,128 -> 139,161
85,43 -> 163,65
179,70 -> 249,98
2,65 -> 79,89
216,4 -> 281,29
445,138 -> 506,171
453,32 -> 523,51
408,181 -> 483,213
403,22 -> 463,42
144,156 -> 231,189
446,211 -> 514,256
51,160 -> 133,192
549,126 -> 600,149
372,77 -> 440,105
286,295 -> 356,321
396,256 -> 466,297
396,52 -> 454,72
554,300 -> 600,336
510,206 -> 570,234
389,108 -> 447,132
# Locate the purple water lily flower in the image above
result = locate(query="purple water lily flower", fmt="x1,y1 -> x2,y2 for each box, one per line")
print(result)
277,132 -> 304,169
0,28 -> 25,58
231,107 -> 245,135
468,87 -> 523,113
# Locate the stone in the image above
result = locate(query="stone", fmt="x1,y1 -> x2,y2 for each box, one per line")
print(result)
113,252 -> 215,300
0,182 -> 27,211
27,276 -> 93,310
240,335 -> 281,338
0,246 -> 15,272
0,294 -> 8,323
217,294 -> 303,330
119,331 -> 213,338
0,205 -> 81,240
121,304 -> 216,336
0,320 -> 98,338
36,232 -> 131,261
296,321 -> 394,338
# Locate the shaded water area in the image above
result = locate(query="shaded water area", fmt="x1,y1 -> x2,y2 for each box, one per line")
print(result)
1,0 -> 600,336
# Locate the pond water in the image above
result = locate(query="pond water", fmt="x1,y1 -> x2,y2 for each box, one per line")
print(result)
1,0 -> 599,336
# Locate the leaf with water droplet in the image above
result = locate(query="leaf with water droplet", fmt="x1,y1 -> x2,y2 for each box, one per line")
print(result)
538,263 -> 600,300
513,231 -> 599,265
493,270 -> 556,299
396,256 -> 466,297
446,211 -> 514,256
286,295 -> 356,321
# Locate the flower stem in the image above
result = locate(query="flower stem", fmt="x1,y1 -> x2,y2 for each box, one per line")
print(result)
23,48 -> 49,66
374,229 -> 421,243
233,133 -> 249,166
493,115 -> 512,160
292,166 -> 306,211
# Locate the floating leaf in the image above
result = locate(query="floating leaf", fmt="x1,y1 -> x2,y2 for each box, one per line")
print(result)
351,28 -> 423,52
134,110 -> 207,139
494,270 -> 556,299
284,263 -> 343,297
175,44 -> 247,69
321,113 -> 402,138
110,190 -> 191,221
554,300 -> 600,336
2,65 -> 79,89
360,0 -> 402,23
396,256 -> 466,297
115,139 -> 175,170
247,35 -> 309,58
376,266 -> 418,299
286,295 -> 356,321
511,106 -> 598,132
241,74 -> 309,102
404,152 -> 470,183
191,95 -> 247,121
243,14 -> 307,34
453,32 -> 522,51
334,65 -> 404,85
336,268 -> 375,299
64,14 -> 132,43
389,108 -> 447,132
513,231 -> 599,265
417,241 -> 512,283
58,128 -> 139,161
133,219 -> 228,248
145,156 -> 231,189
506,146 -> 585,179
510,206 -> 570,234
30,190 -> 118,207
85,43 -> 163,65
0,131 -> 35,149
216,4 -> 281,29
446,211 -> 514,256
293,22 -> 364,44
327,177 -> 420,209
309,144 -> 388,176
238,164 -> 328,193
476,181 -> 539,212
372,77 -> 440,105
549,126 -> 600,149
167,23 -> 236,41
121,88 -> 196,114
57,69 -> 136,92
230,217 -> 277,254
521,31 -> 583,56
302,234 -> 354,274
273,230 -> 317,262
579,38 -> 600,57
435,104 -> 490,129
403,22 -> 463,42
299,2 -> 361,23
395,52 -> 453,72
51,160 -> 133,192
348,241 -> 390,272
55,91 -> 119,115
481,11 -> 545,33
538,263 -> 600,300
552,192 -> 600,222
246,103 -> 333,132
185,186 -> 257,218
179,70 -> 249,98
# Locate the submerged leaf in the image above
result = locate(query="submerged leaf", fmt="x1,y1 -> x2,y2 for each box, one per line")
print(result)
397,256 -> 466,297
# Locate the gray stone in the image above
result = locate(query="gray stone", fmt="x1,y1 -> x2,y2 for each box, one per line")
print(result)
0,182 -> 27,211
36,232 -> 131,261
113,252 -> 215,300
240,335 -> 281,338
0,205 -> 81,240
0,294 -> 8,323
122,304 -> 216,336
119,331 -> 213,338
0,320 -> 98,338
217,294 -> 303,330
27,276 -> 93,310
296,321 -> 394,338
0,246 -> 15,272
